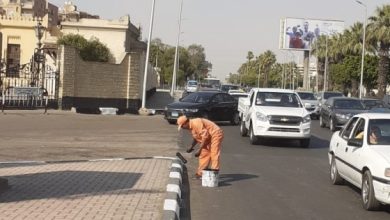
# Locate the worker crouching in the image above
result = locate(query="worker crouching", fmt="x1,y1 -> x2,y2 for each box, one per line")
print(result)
177,115 -> 224,179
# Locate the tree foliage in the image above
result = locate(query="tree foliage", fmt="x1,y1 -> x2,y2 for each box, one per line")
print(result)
149,38 -> 211,87
57,34 -> 112,62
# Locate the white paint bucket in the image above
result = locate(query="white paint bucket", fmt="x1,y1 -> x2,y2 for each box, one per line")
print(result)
201,169 -> 219,187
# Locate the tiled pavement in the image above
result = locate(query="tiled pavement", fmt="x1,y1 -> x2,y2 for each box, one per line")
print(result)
0,159 -> 171,220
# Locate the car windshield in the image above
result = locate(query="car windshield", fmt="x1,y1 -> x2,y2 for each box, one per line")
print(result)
221,85 -> 239,92
363,100 -> 384,108
297,92 -> 316,100
180,92 -> 214,103
187,81 -> 197,86
367,119 -> 390,145
255,92 -> 302,108
324,92 -> 343,99
334,100 -> 364,109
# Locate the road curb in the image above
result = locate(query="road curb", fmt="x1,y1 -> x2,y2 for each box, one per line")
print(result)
163,158 -> 184,220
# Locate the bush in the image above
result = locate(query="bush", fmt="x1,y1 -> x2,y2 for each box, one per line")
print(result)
57,34 -> 111,62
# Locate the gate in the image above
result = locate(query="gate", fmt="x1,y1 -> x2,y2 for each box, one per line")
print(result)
1,63 -> 59,111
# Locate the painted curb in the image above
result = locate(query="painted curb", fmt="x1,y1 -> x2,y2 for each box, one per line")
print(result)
163,158 -> 184,220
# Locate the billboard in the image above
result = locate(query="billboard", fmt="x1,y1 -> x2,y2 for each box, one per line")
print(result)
279,18 -> 345,51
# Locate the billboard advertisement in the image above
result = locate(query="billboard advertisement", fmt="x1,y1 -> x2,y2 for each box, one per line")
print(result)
280,18 -> 345,51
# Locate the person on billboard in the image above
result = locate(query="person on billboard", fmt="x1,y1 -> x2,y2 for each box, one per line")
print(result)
301,21 -> 315,49
289,30 -> 305,49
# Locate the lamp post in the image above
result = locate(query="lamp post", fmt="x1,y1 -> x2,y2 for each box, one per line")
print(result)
171,0 -> 184,96
323,34 -> 329,92
141,0 -> 156,109
33,21 -> 45,87
355,0 -> 367,99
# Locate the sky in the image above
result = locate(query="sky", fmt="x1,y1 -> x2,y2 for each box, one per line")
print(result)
50,0 -> 389,81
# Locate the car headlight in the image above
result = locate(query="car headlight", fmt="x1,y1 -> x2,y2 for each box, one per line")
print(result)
184,108 -> 198,113
256,112 -> 268,122
335,113 -> 351,120
385,168 -> 390,177
303,115 -> 311,123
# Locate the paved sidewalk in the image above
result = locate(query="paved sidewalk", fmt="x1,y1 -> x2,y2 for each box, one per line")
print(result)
0,159 -> 171,220
0,107 -> 184,220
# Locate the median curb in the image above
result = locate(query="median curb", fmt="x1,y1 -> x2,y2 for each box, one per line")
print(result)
162,158 -> 184,220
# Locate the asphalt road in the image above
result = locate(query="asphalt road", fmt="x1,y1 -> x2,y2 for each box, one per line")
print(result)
181,120 -> 390,220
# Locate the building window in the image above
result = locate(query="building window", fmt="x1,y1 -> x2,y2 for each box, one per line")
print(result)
6,44 -> 20,77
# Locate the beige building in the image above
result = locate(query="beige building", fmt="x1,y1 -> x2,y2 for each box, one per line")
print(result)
60,12 -> 143,63
0,0 -> 58,73
0,0 -> 157,112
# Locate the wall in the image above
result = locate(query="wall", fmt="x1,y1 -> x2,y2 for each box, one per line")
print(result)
58,45 -> 157,113
60,15 -> 141,64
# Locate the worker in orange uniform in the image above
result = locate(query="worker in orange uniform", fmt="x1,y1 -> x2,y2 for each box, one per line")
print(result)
177,115 -> 224,179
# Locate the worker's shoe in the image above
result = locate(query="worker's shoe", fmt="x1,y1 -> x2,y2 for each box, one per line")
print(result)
192,174 -> 202,180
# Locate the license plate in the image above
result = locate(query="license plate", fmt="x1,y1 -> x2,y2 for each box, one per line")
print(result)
171,111 -> 179,117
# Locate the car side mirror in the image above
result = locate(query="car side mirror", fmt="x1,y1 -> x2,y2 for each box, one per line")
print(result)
347,138 -> 363,147
304,103 -> 311,109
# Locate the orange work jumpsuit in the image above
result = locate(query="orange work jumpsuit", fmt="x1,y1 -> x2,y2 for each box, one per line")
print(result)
189,118 -> 224,176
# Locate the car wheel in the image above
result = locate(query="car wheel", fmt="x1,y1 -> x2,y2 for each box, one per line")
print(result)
249,124 -> 259,145
240,120 -> 248,137
167,119 -> 176,125
362,170 -> 381,210
300,138 -> 310,148
330,156 -> 343,185
320,115 -> 325,128
231,112 -> 240,125
330,117 -> 336,132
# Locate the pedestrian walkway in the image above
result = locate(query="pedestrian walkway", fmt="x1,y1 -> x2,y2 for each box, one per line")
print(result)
0,158 -> 171,220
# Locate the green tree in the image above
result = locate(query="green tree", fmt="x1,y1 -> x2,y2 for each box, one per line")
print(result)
57,34 -> 111,62
367,5 -> 390,98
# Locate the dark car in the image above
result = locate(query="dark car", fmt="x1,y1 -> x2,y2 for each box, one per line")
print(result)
361,98 -> 385,109
319,97 -> 366,131
220,84 -> 240,93
164,91 -> 239,125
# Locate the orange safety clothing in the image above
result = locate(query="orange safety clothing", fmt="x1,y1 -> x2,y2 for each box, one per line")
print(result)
189,118 -> 224,176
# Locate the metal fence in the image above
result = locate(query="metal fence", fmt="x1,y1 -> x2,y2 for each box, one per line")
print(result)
1,64 -> 58,110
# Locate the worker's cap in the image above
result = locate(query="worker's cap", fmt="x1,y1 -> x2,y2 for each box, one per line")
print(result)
177,116 -> 188,131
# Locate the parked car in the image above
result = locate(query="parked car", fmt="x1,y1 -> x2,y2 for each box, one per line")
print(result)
228,89 -> 248,100
164,91 -> 239,125
320,97 -> 366,131
361,98 -> 385,109
329,113 -> 390,210
220,84 -> 240,93
238,88 -> 311,147
316,91 -> 344,107
185,80 -> 199,93
297,91 -> 320,119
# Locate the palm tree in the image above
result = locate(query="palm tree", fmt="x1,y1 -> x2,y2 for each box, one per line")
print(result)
367,5 -> 390,98
258,50 -> 276,88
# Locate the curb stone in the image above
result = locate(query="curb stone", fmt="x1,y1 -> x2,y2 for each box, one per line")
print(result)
163,158 -> 184,220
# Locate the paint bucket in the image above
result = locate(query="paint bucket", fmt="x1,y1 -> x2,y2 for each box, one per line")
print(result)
202,169 -> 219,187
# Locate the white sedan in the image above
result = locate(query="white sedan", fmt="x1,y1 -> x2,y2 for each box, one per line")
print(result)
328,113 -> 390,210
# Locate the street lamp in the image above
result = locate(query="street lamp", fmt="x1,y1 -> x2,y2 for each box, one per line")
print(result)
355,0 -> 367,99
32,21 -> 46,87
34,21 -> 45,48
171,0 -> 184,96
141,0 -> 156,110
323,34 -> 329,92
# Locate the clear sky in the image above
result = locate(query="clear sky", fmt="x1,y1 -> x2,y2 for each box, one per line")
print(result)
50,0 -> 389,81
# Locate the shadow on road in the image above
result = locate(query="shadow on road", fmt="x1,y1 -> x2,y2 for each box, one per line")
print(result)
0,171 -> 143,203
218,173 -> 258,187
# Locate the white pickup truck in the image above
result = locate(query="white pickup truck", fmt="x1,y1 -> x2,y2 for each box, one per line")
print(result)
238,88 -> 312,147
